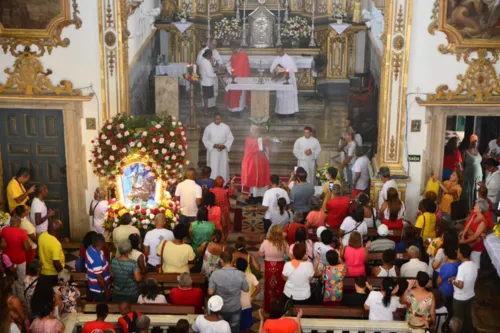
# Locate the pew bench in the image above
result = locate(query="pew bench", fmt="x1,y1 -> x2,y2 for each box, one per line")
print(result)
292,305 -> 406,321
83,303 -> 195,315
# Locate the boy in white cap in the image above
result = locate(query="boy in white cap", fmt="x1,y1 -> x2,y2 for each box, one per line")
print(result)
192,295 -> 231,333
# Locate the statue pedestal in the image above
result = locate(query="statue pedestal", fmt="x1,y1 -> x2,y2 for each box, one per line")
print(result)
155,76 -> 179,118
186,128 -> 201,168
251,91 -> 270,118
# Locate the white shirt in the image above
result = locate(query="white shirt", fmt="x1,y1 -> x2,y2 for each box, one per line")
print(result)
488,139 -> 500,159
30,197 -> 48,235
344,141 -> 356,164
365,291 -> 399,321
192,315 -> 231,333
352,155 -> 370,190
90,199 -> 109,233
196,47 -> 222,67
199,57 -> 217,87
175,179 -> 202,217
313,242 -> 334,266
486,169 -> 500,203
453,260 -> 477,301
262,187 -> 290,219
143,228 -> 175,266
241,272 -> 259,310
378,179 -> 398,209
293,136 -> 321,161
340,216 -> 368,246
400,258 -> 431,278
282,261 -> 314,300
354,133 -> 363,147
137,294 -> 167,304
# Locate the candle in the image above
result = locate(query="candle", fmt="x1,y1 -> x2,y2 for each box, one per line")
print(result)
194,64 -> 197,73
285,69 -> 290,80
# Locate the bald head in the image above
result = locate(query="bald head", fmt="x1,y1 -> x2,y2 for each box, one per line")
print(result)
185,168 -> 197,180
48,219 -> 62,234
155,213 -> 166,228
119,302 -> 131,315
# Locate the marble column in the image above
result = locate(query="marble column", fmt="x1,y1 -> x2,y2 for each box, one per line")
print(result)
155,76 -> 179,118
251,91 -> 270,119
186,128 -> 202,169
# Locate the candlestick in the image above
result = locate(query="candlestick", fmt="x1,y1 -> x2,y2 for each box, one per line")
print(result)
284,0 -> 289,21
236,0 -> 241,22
309,0 -> 316,47
284,69 -> 290,85
241,0 -> 248,46
207,2 -> 211,45
276,0 -> 282,46
231,68 -> 237,84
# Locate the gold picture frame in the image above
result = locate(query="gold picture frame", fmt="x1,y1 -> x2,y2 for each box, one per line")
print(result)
0,0 -> 82,57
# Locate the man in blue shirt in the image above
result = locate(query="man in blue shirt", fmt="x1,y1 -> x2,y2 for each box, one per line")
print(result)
86,233 -> 111,301
437,246 -> 460,319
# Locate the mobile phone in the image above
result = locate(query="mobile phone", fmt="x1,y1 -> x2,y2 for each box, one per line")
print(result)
329,182 -> 334,192
427,238 -> 432,244
294,166 -> 298,172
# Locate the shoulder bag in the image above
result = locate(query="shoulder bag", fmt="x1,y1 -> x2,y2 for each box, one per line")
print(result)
158,240 -> 168,273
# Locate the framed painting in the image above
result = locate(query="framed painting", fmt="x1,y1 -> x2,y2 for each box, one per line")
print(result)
0,0 -> 81,56
433,0 -> 500,52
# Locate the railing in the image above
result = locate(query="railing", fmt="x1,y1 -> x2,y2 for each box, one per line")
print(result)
63,313 -> 425,333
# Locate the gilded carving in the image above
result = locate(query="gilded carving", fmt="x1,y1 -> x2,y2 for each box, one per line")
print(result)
392,53 -> 402,81
395,5 -> 404,33
424,49 -> 500,104
388,135 -> 396,160
105,31 -> 117,47
0,0 -> 82,57
106,0 -> 115,28
393,35 -> 404,50
0,47 -> 82,96
428,0 -> 439,35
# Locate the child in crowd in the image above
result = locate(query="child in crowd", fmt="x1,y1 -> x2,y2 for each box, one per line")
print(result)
236,258 -> 260,333
203,191 -> 222,231
0,235 -> 17,278
137,278 -> 167,304
53,269 -> 81,314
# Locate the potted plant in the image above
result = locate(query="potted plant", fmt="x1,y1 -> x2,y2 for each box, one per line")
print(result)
332,6 -> 347,24
281,16 -> 311,47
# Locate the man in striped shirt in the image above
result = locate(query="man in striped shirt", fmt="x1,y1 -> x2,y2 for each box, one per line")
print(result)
85,233 -> 111,301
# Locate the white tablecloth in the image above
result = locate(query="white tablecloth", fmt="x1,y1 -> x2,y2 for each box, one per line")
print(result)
329,23 -> 352,35
484,233 -> 500,276
225,77 -> 294,92
155,63 -> 189,87
220,55 -> 313,69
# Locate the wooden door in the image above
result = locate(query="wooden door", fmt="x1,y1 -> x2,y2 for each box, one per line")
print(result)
0,109 -> 69,235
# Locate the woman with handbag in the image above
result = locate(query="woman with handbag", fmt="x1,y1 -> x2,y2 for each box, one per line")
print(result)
157,224 -> 195,273
460,199 -> 488,269
88,187 -> 109,236
317,249 -> 347,305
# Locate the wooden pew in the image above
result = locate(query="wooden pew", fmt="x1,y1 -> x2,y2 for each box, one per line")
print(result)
343,276 -> 412,289
83,303 -> 195,315
292,305 -> 406,320
309,227 -> 402,242
367,251 -> 409,262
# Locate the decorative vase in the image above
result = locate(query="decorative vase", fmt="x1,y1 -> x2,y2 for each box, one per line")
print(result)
337,19 -> 343,24
181,18 -> 187,23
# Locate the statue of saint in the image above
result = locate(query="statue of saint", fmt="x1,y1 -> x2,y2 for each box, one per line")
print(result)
352,0 -> 362,24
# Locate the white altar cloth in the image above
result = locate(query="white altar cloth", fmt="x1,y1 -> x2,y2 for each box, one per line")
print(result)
329,23 -> 352,35
220,55 -> 313,69
484,233 -> 500,276
155,63 -> 189,87
225,77 -> 294,92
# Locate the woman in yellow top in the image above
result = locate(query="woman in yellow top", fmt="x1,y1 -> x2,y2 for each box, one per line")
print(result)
415,199 -> 437,241
438,171 -> 463,222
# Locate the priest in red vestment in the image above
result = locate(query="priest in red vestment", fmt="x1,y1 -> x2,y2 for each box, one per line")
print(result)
224,46 -> 251,112
241,125 -> 270,198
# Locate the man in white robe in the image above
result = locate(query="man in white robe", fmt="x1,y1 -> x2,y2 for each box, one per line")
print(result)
270,47 -> 299,115
196,39 -> 222,109
293,126 -> 321,185
202,113 -> 234,183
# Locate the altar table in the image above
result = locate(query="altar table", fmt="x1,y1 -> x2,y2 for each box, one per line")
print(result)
224,77 -> 294,118
155,63 -> 188,86
484,233 -> 500,276
219,55 -> 313,70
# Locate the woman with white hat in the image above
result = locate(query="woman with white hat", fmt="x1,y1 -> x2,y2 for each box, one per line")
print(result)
192,295 -> 231,333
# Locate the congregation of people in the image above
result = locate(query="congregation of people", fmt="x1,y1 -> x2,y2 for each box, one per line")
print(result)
1,129 -> 499,333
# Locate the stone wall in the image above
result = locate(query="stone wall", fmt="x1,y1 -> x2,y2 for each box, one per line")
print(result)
129,31 -> 161,115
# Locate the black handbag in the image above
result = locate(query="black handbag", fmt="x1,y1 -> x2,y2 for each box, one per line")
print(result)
309,268 -> 325,305
191,242 -> 209,273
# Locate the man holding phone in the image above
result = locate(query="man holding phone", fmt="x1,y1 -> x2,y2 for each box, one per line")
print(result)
6,167 -> 35,213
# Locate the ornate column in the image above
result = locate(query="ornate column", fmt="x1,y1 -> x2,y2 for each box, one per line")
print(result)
373,0 -> 413,175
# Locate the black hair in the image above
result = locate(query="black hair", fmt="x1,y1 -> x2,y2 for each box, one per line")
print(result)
421,199 -> 437,213
277,197 -> 287,215
31,276 -> 56,317
203,49 -> 212,58
0,276 -> 14,295
270,175 -> 280,185
173,224 -> 188,240
350,203 -> 365,222
358,193 -> 370,206
442,229 -> 459,255
354,275 -> 367,288
235,257 -> 248,272
15,167 -> 30,178
304,126 -> 313,132
96,303 -> 109,317
459,243 -> 472,259
327,167 -> 338,179
296,169 -> 307,182
395,279 -> 408,297
381,277 -> 396,307
14,205 -> 27,216
121,213 -> 132,225
486,158 -> 500,168
212,229 -> 223,243
92,233 -> 106,247
83,231 -> 98,249
27,259 -> 41,275
326,250 -> 339,266
320,229 -> 333,245
444,137 -> 458,156
235,236 -> 247,252
432,289 -> 445,309
268,300 -> 283,319
129,233 -> 140,250
295,226 -> 307,243
141,278 -> 160,301
382,249 -> 396,264
34,184 -> 47,197
197,206 -> 209,221
444,244 -> 458,260
203,191 -> 216,207
416,271 -> 430,287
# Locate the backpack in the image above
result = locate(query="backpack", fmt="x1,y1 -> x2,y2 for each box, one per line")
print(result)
123,311 -> 139,333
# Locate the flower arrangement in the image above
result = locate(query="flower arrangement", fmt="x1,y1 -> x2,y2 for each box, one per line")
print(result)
103,191 -> 180,234
0,211 -> 10,227
494,224 -> 500,238
281,16 -> 311,39
214,17 -> 241,41
332,6 -> 347,20
174,9 -> 190,22
316,163 -> 343,183
183,65 -> 200,83
89,114 -> 189,183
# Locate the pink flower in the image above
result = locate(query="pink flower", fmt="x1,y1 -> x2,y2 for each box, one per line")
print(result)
110,155 -> 115,161
107,125 -> 112,130
137,142 -> 142,148
159,138 -> 165,144
141,147 -> 146,152
117,133 -> 123,138
142,131 -> 147,137
154,149 -> 159,155
164,156 -> 170,161
169,131 -> 174,136
161,148 -> 167,154
112,145 -> 117,151
169,142 -> 175,148
124,131 -> 130,136
122,148 -> 127,153
119,124 -> 125,129
129,141 -> 135,147
105,140 -> 111,145
155,124 -> 161,129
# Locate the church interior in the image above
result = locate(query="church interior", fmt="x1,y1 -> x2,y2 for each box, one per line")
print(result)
2,0 -> 500,332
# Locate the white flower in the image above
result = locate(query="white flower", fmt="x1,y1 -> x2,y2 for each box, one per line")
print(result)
178,145 -> 183,149
112,145 -> 117,151
132,217 -> 137,222
129,141 -> 135,147
142,131 -> 147,137
181,151 -> 185,156
172,122 -> 176,126
169,131 -> 174,136
149,213 -> 155,220
165,192 -> 172,199
169,142 -> 175,148
142,219 -> 150,224
101,134 -> 107,140
97,164 -> 102,168
172,155 -> 177,160
124,131 -> 130,136
143,225 -> 148,229
119,124 -> 125,129
105,139 -> 111,145
159,138 -> 165,144
121,148 -> 127,153
155,124 -> 161,129
110,155 -> 115,161
117,133 -> 122,138
97,148 -> 102,153
161,148 -> 167,154
107,125 -> 112,130
98,154 -> 103,159
104,160 -> 109,165
141,147 -> 146,152
167,164 -> 172,169
164,155 -> 170,160
154,149 -> 159,155
186,160 -> 190,165
178,122 -> 182,126
137,142 -> 142,148
152,138 -> 157,143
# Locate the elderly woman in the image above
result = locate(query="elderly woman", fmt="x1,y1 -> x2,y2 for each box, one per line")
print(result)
110,240 -> 142,302
305,196 -> 326,230
460,198 -> 489,268
210,176 -> 235,237
241,125 -> 271,199
89,187 -> 109,235
170,272 -> 205,313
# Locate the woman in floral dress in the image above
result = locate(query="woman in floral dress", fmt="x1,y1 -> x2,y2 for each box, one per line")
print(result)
320,249 -> 347,305
210,176 -> 235,237
53,269 -> 81,313
400,271 -> 435,328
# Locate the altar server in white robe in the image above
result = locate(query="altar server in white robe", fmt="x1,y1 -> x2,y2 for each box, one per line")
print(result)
270,47 -> 299,115
196,39 -> 222,109
293,126 -> 321,184
202,113 -> 234,183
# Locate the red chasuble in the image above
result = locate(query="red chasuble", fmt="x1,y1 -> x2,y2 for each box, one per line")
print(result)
241,136 -> 271,188
224,50 -> 251,109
